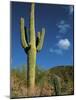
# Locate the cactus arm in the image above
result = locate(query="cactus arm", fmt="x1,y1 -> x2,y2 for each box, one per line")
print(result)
20,17 -> 28,48
20,18 -> 28,48
29,3 -> 36,47
36,28 -> 45,52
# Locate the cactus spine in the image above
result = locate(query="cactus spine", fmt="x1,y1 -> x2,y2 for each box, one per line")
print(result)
20,3 -> 45,96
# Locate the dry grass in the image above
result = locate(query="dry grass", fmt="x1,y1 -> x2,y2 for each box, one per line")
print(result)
11,72 -> 54,97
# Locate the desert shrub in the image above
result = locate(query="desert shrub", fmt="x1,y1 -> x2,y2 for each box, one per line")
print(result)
11,65 -> 27,97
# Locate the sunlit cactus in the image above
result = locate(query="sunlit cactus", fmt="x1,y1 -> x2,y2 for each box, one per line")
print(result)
20,3 -> 45,96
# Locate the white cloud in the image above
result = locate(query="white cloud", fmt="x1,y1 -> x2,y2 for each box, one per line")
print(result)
50,48 -> 62,55
50,39 -> 70,55
54,49 -> 62,55
56,20 -> 70,34
57,39 -> 70,50
56,35 -> 61,39
63,6 -> 73,15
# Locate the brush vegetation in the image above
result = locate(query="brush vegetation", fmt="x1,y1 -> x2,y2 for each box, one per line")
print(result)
11,65 -> 74,98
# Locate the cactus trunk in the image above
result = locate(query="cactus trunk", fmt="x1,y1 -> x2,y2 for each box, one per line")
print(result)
20,3 -> 45,96
27,3 -> 36,96
27,48 -> 36,96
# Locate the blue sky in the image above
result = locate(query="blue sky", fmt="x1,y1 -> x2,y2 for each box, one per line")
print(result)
11,2 -> 74,69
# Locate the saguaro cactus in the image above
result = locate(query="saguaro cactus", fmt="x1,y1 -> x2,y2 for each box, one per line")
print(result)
20,3 -> 45,96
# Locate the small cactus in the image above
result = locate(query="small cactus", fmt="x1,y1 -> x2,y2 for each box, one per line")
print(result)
49,74 -> 61,96
20,3 -> 45,96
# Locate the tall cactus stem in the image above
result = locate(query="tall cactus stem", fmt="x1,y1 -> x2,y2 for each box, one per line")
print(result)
30,3 -> 35,46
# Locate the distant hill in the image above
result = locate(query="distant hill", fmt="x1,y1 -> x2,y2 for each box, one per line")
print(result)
47,65 -> 74,80
45,65 -> 74,95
